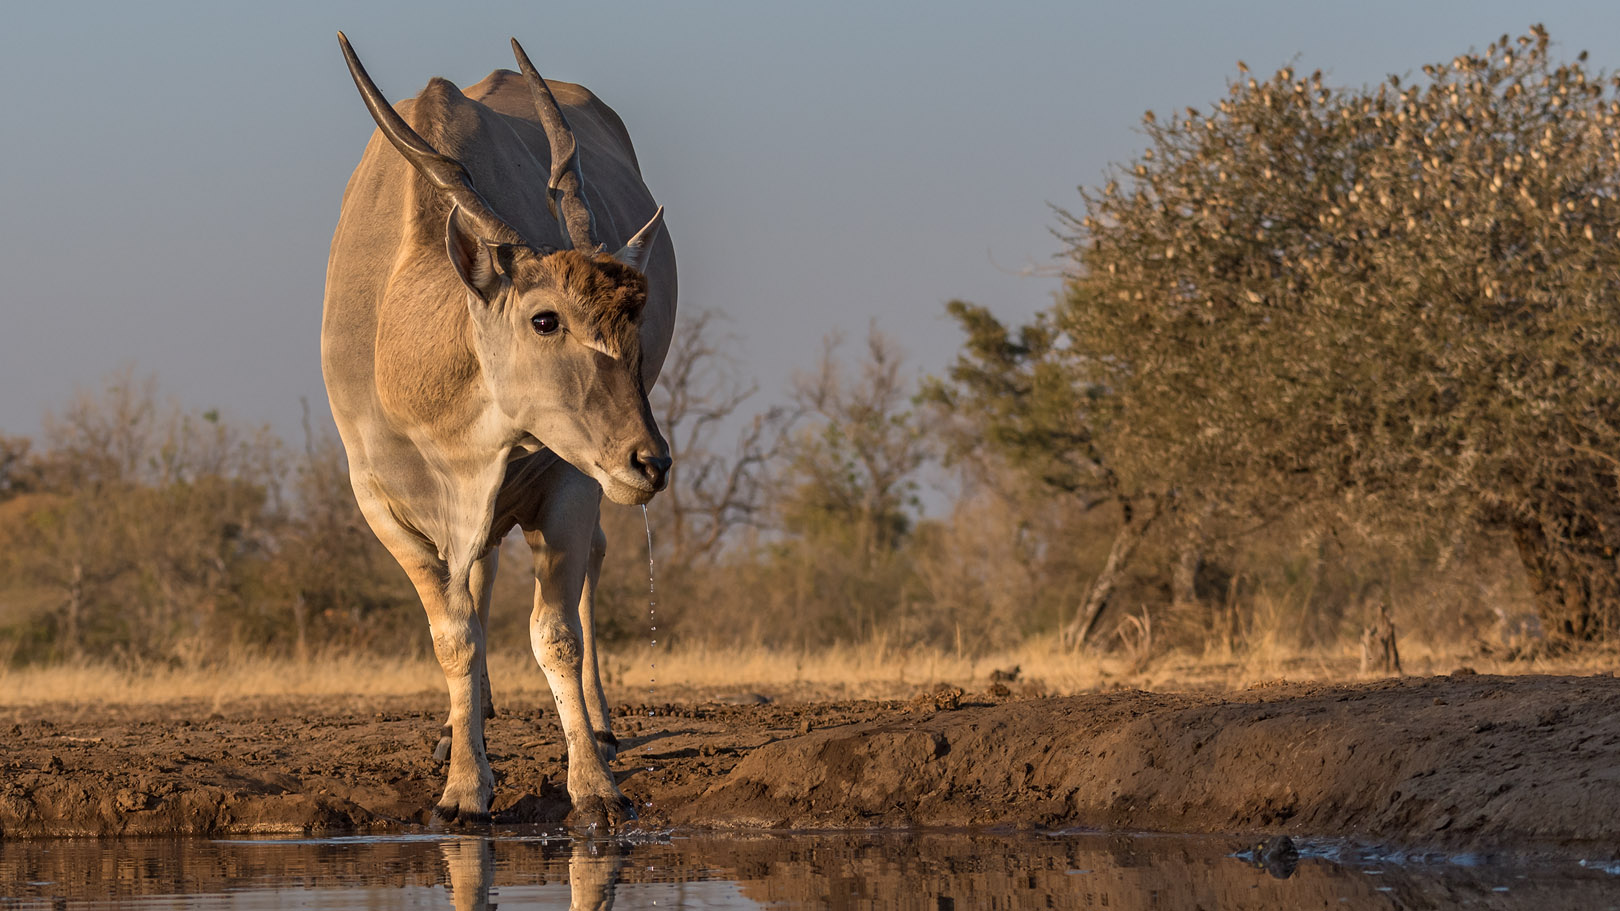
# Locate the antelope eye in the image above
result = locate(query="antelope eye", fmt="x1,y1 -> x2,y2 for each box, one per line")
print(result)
531,312 -> 560,335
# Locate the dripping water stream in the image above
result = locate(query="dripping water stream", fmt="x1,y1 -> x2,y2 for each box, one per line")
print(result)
641,504 -> 658,810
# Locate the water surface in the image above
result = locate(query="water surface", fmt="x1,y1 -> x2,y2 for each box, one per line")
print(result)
2,829 -> 1615,909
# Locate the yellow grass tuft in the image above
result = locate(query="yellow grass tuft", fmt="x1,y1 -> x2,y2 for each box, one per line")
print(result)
0,635 -> 1614,708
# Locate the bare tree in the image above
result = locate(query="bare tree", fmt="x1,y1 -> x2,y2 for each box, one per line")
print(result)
650,308 -> 791,565
781,326 -> 929,563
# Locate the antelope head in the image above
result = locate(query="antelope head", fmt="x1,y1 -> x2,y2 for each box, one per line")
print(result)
340,33 -> 671,504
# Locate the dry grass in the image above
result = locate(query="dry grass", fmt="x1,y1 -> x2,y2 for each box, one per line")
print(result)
0,653 -> 448,709
2,631 -> 1615,709
603,638 -> 1109,700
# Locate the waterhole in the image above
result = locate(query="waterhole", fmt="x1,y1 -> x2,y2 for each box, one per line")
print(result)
1,830 -> 1611,909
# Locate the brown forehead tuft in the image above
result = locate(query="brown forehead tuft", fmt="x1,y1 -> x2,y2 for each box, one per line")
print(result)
520,249 -> 648,356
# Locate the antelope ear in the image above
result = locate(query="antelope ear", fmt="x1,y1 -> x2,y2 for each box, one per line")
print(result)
445,205 -> 507,303
613,206 -> 664,271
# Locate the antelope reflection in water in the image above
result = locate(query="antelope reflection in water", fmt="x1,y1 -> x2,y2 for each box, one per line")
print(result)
440,836 -> 624,911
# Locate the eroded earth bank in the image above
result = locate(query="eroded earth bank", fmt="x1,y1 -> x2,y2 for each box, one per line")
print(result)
2,673 -> 1618,856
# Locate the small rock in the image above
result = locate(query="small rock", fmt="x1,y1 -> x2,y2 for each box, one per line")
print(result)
911,684 -> 964,712
1257,835 -> 1299,879
1451,666 -> 1478,676
797,719 -> 813,735
989,682 -> 1012,698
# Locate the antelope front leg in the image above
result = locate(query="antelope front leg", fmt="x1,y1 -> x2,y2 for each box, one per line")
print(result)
427,570 -> 494,823
350,481 -> 495,824
435,549 -> 499,763
579,521 -> 618,762
383,548 -> 493,824
524,472 -> 634,829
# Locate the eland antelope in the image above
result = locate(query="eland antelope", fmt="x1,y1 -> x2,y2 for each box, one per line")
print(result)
322,34 -> 675,827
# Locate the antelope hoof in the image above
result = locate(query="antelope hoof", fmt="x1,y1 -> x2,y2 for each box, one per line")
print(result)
431,787 -> 493,826
431,802 -> 492,827
594,729 -> 619,763
565,791 -> 637,832
431,770 -> 494,827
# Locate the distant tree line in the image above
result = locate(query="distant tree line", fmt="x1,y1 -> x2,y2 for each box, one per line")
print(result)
1,27 -> 1612,668
0,371 -> 421,665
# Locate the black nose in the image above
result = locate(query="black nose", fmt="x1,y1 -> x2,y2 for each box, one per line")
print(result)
631,450 -> 672,491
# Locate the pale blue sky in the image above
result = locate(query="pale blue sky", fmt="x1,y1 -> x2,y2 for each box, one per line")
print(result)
4,1 -> 1619,443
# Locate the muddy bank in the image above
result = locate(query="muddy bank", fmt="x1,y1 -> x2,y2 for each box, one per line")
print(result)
2,674 -> 1619,854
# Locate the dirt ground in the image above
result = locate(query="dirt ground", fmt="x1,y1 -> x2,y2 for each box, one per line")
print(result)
3,672 -> 1620,857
